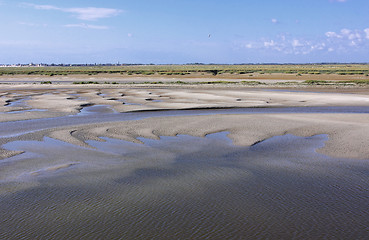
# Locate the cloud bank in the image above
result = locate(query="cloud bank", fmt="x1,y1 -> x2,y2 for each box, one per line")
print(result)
64,23 -> 109,30
239,28 -> 369,55
23,3 -> 122,21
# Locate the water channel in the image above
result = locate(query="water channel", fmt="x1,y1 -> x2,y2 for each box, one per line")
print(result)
0,107 -> 368,239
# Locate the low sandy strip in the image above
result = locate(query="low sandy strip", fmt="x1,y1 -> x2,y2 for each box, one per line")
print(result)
1,113 -> 368,160
1,86 -> 369,122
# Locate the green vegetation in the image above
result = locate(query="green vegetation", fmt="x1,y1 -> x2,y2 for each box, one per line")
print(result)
241,81 -> 265,85
304,80 -> 329,85
1,64 -> 368,87
73,81 -> 99,84
47,78 -> 369,86
198,80 -> 237,84
1,64 -> 369,76
304,79 -> 369,85
338,79 -> 369,85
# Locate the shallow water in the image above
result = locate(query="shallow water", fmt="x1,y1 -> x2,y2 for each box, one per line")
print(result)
1,106 -> 369,138
1,95 -> 47,114
1,133 -> 368,239
4,96 -> 30,108
78,104 -> 117,115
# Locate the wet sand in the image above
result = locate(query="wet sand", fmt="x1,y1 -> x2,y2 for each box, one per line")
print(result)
1,82 -> 369,160
1,132 -> 368,239
1,79 -> 369,239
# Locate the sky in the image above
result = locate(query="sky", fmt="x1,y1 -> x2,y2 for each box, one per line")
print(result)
0,0 -> 368,64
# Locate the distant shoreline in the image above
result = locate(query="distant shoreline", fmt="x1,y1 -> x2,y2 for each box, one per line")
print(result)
1,74 -> 369,90
0,64 -> 368,88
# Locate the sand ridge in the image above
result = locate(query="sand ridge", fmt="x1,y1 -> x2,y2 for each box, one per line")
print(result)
1,85 -> 369,160
1,112 -> 368,160
45,113 -> 369,159
1,86 -> 369,122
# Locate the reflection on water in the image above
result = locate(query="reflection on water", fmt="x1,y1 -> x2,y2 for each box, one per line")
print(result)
1,133 -> 369,239
4,96 -> 30,108
78,105 -> 117,115
1,96 -> 47,114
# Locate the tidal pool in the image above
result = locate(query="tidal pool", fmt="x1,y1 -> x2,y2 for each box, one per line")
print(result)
1,132 -> 368,239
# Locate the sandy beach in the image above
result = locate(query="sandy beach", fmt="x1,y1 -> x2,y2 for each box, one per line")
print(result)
1,77 -> 369,160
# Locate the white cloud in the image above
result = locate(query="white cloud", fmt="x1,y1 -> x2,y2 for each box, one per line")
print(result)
30,4 -> 60,10
264,40 -> 276,47
325,28 -> 366,47
24,3 -> 122,21
259,36 -> 321,55
65,7 -> 122,21
127,33 -> 133,38
340,28 -> 351,36
245,43 -> 253,49
292,39 -> 303,47
64,23 -> 109,30
239,27 -> 369,55
349,32 -> 361,40
271,18 -> 278,24
326,29 -> 362,40
313,43 -> 326,50
364,29 -> 369,39
325,31 -> 342,38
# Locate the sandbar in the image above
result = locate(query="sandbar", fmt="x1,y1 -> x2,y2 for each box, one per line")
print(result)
1,81 -> 368,160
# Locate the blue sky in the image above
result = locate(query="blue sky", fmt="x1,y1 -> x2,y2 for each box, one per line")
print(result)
0,0 -> 368,64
